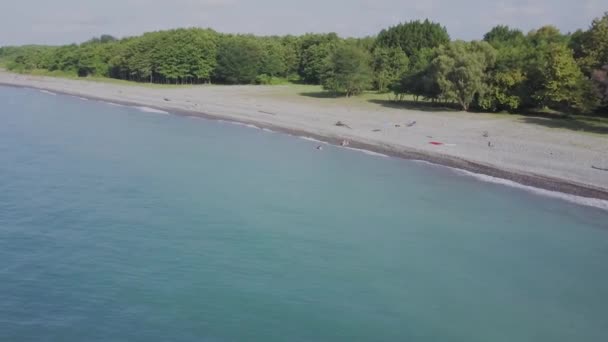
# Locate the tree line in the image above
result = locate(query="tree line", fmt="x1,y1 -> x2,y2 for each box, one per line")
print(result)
1,15 -> 607,115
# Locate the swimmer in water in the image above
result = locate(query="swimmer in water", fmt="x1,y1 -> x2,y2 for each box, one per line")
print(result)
316,145 -> 323,150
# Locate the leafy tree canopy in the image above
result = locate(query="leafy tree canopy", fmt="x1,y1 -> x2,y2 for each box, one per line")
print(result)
375,19 -> 450,57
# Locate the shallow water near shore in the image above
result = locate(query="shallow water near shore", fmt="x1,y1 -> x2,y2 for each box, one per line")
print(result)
1,86 -> 608,341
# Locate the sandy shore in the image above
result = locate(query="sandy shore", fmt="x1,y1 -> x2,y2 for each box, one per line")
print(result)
1,71 -> 607,200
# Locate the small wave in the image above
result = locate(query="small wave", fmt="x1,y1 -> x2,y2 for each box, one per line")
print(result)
232,122 -> 260,129
455,169 -> 608,211
70,95 -> 89,101
411,159 -> 436,166
39,90 -> 57,96
343,147 -> 389,158
261,128 -> 275,133
104,102 -> 125,107
218,120 -> 260,129
299,136 -> 328,144
136,106 -> 169,114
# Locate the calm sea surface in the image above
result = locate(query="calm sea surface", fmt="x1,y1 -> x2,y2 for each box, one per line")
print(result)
1,86 -> 607,341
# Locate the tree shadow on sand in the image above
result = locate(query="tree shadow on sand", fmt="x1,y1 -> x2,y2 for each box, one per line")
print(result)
519,116 -> 608,135
368,99 -> 460,113
299,91 -> 344,99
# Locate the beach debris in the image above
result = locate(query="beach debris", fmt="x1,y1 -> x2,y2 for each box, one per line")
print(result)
429,141 -> 456,147
258,110 -> 277,116
335,121 -> 351,129
482,131 -> 489,138
395,124 -> 401,127
341,140 -> 350,146
164,97 -> 171,101
592,165 -> 608,172
426,135 -> 433,139
488,141 -> 494,147
372,129 -> 382,132
406,121 -> 417,127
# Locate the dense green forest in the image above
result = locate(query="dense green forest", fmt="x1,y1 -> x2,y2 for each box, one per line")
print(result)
1,15 -> 607,115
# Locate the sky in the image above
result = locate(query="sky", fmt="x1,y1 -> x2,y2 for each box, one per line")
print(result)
0,0 -> 605,46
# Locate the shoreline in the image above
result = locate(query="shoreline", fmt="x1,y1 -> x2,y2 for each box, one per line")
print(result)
1,78 -> 607,203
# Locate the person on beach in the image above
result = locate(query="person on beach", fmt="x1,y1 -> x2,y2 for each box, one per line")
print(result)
341,140 -> 350,147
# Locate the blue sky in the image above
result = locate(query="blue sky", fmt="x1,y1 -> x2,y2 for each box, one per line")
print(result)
0,0 -> 605,45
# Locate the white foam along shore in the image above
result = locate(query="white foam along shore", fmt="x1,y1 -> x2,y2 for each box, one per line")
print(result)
456,169 -> 608,211
299,136 -> 329,144
0,71 -> 607,204
135,106 -> 169,114
409,159 -> 608,210
38,89 -> 57,95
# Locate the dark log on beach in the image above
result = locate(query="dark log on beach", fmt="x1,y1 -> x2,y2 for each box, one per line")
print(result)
335,121 -> 351,129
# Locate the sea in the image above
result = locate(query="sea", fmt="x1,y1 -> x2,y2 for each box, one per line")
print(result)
1,85 -> 607,341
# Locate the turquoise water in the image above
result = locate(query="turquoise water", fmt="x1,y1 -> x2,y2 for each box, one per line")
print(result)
1,86 -> 607,341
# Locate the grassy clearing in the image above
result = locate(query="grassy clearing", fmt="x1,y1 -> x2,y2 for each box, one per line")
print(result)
268,84 -> 462,112
516,113 -> 608,136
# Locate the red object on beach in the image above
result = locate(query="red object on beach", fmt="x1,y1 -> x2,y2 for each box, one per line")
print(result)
429,141 -> 444,146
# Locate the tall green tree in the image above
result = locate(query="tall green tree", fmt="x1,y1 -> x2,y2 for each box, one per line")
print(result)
480,26 -> 531,111
432,41 -> 497,111
571,12 -> 608,74
259,39 -> 288,78
372,47 -> 409,92
391,48 -> 440,101
530,43 -> 597,113
321,43 -> 373,97
478,68 -> 527,112
298,33 -> 339,83
214,36 -> 263,84
280,35 -> 300,77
